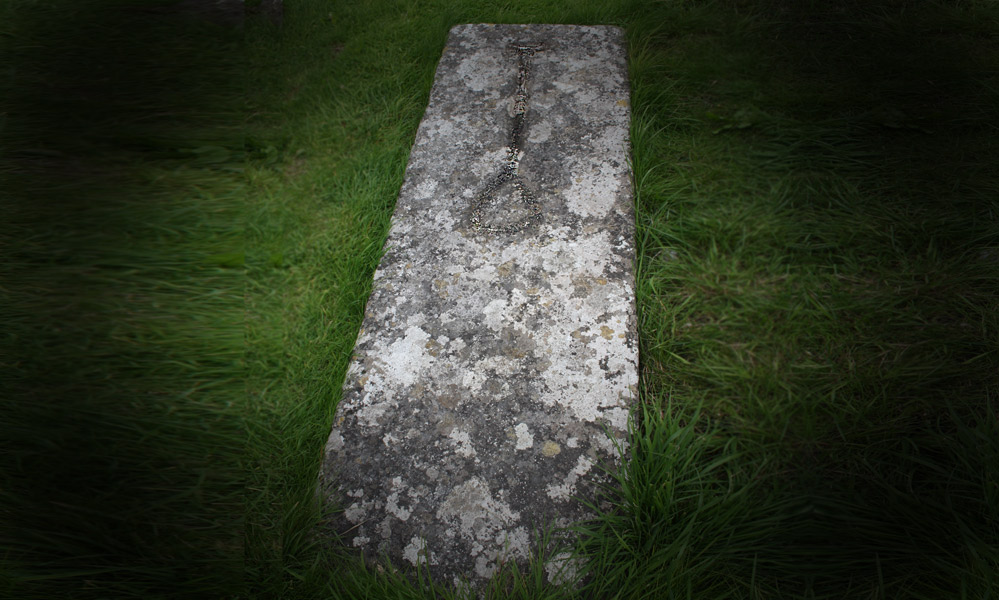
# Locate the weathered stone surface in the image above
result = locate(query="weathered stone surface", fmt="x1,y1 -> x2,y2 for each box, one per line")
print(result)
320,24 -> 636,589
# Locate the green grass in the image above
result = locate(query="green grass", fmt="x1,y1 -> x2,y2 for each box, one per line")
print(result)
3,0 -> 998,598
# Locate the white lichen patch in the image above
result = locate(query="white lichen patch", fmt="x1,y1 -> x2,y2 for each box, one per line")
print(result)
324,430 -> 344,453
469,146 -> 513,179
595,125 -> 629,159
386,492 -> 411,521
386,477 -> 413,521
496,526 -> 531,561
533,228 -> 615,279
467,263 -> 497,281
538,354 -> 632,430
474,554 -> 496,579
472,526 -> 532,579
527,119 -> 552,144
447,336 -> 466,353
482,298 -> 508,332
354,392 -> 393,428
413,178 -> 439,200
563,158 -> 622,220
530,309 -> 636,431
403,536 -> 436,566
383,326 -> 433,387
595,430 -> 629,457
438,477 -> 519,543
514,423 -> 533,450
473,355 -> 521,378
544,551 -> 583,586
546,454 -> 595,502
461,369 -> 486,393
448,428 -> 477,458
456,49 -> 504,92
344,500 -> 370,524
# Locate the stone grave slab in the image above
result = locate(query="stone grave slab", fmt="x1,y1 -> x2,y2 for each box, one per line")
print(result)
320,23 -> 636,589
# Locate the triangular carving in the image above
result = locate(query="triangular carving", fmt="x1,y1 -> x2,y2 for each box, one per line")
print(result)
469,168 -> 541,234
468,43 -> 544,235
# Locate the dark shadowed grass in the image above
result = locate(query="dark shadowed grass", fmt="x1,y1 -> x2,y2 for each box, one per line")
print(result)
616,2 -> 999,597
1,1 -> 247,596
3,0 -> 998,598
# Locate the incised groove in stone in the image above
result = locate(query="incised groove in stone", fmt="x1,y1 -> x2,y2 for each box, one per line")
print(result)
469,42 -> 545,235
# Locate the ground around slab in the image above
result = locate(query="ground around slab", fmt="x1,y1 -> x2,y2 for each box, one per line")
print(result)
3,1 -> 998,598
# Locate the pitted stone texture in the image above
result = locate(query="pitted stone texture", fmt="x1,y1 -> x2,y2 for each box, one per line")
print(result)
320,24 -> 636,589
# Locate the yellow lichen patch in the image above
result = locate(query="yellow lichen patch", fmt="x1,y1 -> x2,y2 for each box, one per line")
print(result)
505,347 -> 528,359
542,441 -> 561,457
571,276 -> 592,295
438,392 -> 461,409
600,325 -> 614,340
424,339 -> 442,357
497,260 -> 515,277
